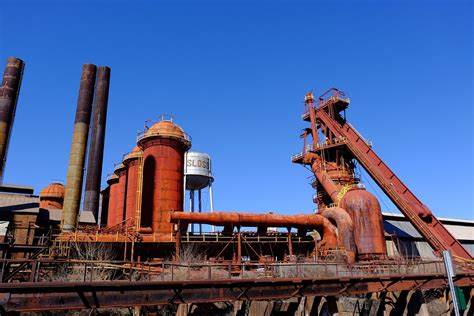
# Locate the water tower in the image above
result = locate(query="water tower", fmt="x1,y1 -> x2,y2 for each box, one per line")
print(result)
184,151 -> 214,233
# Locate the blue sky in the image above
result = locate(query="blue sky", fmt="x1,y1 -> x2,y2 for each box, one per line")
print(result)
0,1 -> 472,220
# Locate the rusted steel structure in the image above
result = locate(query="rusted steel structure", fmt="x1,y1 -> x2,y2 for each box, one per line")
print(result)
136,118 -> 191,240
171,211 -> 338,249
293,89 -> 472,260
39,182 -> 65,209
83,66 -> 111,221
106,173 -> 120,226
0,258 -> 472,312
122,147 -> 143,223
339,188 -> 386,260
113,163 -> 127,225
62,64 -> 97,232
0,57 -> 24,183
318,207 -> 356,263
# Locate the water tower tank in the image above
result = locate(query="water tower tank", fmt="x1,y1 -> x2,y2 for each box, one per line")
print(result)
185,151 -> 213,190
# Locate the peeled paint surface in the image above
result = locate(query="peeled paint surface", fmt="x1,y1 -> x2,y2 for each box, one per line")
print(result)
339,189 -> 387,259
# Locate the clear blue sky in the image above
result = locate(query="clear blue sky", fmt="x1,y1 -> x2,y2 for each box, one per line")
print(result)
1,1 -> 472,220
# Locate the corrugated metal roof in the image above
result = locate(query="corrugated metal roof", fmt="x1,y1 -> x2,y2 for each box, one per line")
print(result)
0,192 -> 39,214
383,213 -> 474,241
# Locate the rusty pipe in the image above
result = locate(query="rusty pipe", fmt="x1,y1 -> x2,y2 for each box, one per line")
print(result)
83,66 -> 111,221
319,207 -> 356,263
62,64 -> 97,232
303,153 -> 340,203
170,211 -> 338,248
0,57 -> 24,183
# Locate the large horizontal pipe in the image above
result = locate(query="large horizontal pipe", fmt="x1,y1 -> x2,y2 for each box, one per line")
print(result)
170,211 -> 338,248
303,153 -> 340,203
0,57 -> 25,183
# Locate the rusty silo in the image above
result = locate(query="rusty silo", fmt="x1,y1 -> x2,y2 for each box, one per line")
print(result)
106,173 -> 119,226
113,163 -> 127,225
122,146 -> 143,224
137,116 -> 191,239
339,187 -> 387,260
39,182 -> 65,209
0,57 -> 25,183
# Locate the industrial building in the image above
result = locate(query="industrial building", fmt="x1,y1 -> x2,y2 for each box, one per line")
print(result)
0,57 -> 472,315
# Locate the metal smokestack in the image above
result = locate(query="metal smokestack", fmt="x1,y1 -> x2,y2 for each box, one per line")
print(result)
83,66 -> 110,221
62,64 -> 97,231
0,57 -> 25,183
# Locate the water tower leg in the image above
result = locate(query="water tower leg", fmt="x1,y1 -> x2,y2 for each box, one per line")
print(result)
198,189 -> 202,234
190,190 -> 195,234
183,175 -> 186,211
209,183 -> 215,233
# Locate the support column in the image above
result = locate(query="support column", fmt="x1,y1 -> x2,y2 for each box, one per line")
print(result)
288,229 -> 294,258
198,189 -> 202,234
175,223 -> 182,261
237,229 -> 242,264
209,182 -> 215,233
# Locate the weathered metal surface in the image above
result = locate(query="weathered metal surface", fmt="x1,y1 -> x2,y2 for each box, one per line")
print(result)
83,66 -> 111,221
113,163 -> 127,225
106,174 -> 119,226
185,151 -> 213,190
295,89 -> 471,260
1,270 -> 471,312
0,57 -> 24,183
302,153 -> 340,204
313,101 -> 472,260
339,188 -> 386,260
137,119 -> 190,239
62,64 -> 97,231
171,211 -> 338,248
319,207 -> 356,262
39,182 -> 65,209
123,147 -> 142,223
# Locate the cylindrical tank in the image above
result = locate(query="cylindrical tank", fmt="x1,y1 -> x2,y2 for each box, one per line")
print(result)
137,117 -> 191,238
185,151 -> 213,190
62,64 -> 97,231
339,188 -> 387,260
100,186 -> 110,226
123,147 -> 143,223
84,66 -> 111,220
113,163 -> 127,225
39,182 -> 65,209
106,173 -> 119,226
0,57 -> 24,183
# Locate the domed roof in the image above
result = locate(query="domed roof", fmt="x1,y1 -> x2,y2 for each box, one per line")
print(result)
106,173 -> 119,184
123,146 -> 143,164
137,118 -> 191,149
40,182 -> 65,199
113,163 -> 126,174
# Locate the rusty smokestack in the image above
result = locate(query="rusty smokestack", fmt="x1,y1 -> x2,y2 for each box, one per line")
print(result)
0,57 -> 25,183
83,66 -> 110,221
62,64 -> 97,232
